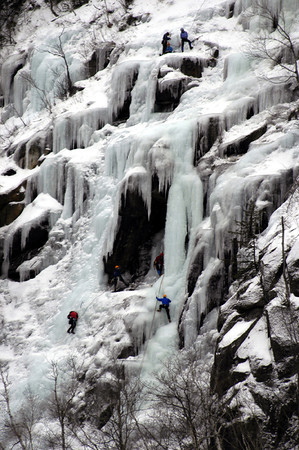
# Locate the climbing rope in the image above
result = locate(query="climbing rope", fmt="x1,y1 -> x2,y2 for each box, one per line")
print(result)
80,290 -> 105,314
189,0 -> 207,34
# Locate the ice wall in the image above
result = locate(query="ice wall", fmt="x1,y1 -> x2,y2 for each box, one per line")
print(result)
235,0 -> 299,31
1,3 -> 299,430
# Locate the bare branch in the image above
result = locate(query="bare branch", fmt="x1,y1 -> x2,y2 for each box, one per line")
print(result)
245,1 -> 299,84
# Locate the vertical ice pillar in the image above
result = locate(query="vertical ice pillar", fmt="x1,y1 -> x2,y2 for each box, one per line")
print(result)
127,59 -> 158,125
164,121 -> 203,278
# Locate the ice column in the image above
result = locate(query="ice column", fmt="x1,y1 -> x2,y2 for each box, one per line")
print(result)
164,121 -> 203,278
127,59 -> 158,125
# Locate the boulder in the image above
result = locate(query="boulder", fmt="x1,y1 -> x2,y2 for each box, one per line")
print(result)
211,315 -> 260,395
164,55 -> 210,78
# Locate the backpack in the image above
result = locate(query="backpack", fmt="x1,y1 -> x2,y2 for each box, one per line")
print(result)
68,311 -> 78,320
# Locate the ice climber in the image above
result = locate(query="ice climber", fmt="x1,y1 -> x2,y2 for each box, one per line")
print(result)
165,42 -> 173,53
153,252 -> 164,276
67,311 -> 79,334
180,28 -> 193,52
112,265 -> 128,291
161,31 -> 171,54
156,294 -> 171,323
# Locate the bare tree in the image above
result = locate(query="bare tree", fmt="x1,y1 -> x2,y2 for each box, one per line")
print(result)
144,349 -> 222,450
93,1 -> 113,28
101,364 -> 143,450
20,67 -> 56,114
46,357 -> 83,450
246,0 -> 299,85
0,365 -> 41,450
229,200 -> 263,286
19,28 -> 77,114
43,27 -> 75,97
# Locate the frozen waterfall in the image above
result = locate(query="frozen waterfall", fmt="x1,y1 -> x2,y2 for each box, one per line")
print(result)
0,1 -> 298,443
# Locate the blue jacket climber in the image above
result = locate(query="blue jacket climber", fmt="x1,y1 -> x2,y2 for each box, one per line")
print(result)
180,28 -> 193,52
156,295 -> 171,306
156,295 -> 171,322
165,42 -> 173,53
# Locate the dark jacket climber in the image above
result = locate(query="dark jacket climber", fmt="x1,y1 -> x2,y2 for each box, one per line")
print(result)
67,311 -> 78,334
180,28 -> 193,52
161,32 -> 171,54
156,295 -> 171,322
153,252 -> 164,276
112,265 -> 128,291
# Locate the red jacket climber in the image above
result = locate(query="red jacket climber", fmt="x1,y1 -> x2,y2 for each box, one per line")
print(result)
67,311 -> 78,334
154,252 -> 164,276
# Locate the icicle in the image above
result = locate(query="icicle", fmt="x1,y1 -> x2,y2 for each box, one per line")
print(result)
53,108 -> 108,154
1,52 -> 26,106
127,60 -> 158,125
37,152 -> 69,204
108,60 -> 140,122
13,69 -> 30,116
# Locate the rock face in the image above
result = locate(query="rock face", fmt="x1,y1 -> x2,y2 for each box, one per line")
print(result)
0,181 -> 26,227
218,123 -> 267,157
154,55 -> 211,112
104,176 -> 168,280
9,128 -> 53,169
155,74 -> 192,112
210,200 -> 299,446
3,219 -> 50,281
